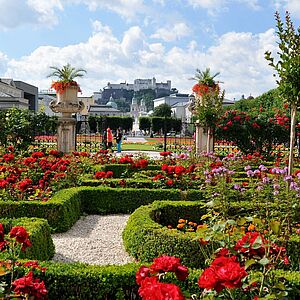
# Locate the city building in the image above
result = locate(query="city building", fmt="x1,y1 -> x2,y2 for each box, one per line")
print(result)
0,79 -> 38,111
153,93 -> 190,108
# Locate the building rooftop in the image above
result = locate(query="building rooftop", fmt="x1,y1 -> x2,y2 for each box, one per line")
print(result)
89,104 -> 121,113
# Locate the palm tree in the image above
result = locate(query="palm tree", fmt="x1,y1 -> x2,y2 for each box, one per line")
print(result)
191,68 -> 220,87
47,63 -> 86,82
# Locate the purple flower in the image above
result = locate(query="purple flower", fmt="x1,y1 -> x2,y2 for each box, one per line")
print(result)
284,175 -> 293,182
244,165 -> 252,171
246,170 -> 254,177
273,183 -> 280,190
259,165 -> 268,172
262,177 -> 270,184
233,184 -> 241,190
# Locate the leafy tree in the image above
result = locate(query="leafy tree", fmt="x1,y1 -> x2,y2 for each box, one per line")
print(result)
265,11 -> 300,174
152,103 -> 172,117
47,63 -> 86,82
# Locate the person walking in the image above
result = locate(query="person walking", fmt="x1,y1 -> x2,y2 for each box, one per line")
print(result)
115,127 -> 123,153
106,127 -> 113,151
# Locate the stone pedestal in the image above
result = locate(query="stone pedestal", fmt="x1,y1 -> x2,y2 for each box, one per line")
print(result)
195,121 -> 214,155
57,117 -> 77,153
49,86 -> 84,153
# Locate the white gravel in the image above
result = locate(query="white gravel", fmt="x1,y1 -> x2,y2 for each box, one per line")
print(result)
51,214 -> 134,265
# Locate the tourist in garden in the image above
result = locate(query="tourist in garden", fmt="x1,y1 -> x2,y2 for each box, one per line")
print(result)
106,127 -> 113,151
115,127 -> 123,153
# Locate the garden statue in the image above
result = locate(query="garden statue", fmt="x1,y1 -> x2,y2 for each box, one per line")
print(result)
48,63 -> 86,153
190,68 -> 224,154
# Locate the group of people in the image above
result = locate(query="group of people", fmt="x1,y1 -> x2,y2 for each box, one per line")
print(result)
102,127 -> 123,153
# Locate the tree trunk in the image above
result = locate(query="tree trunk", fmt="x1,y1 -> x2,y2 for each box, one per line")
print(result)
288,103 -> 297,176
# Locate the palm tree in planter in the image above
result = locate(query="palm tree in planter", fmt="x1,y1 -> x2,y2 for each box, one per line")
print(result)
47,64 -> 86,153
48,63 -> 87,95
190,68 -> 224,153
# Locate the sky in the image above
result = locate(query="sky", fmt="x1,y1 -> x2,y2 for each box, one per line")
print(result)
0,0 -> 299,100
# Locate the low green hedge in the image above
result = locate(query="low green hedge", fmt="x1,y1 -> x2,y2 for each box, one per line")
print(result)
0,187 -> 203,232
123,201 -> 208,269
81,178 -> 156,189
0,188 -> 81,232
79,187 -> 183,214
0,218 -> 54,261
93,164 -> 161,178
123,200 -> 300,270
36,261 -> 300,299
39,262 -> 139,300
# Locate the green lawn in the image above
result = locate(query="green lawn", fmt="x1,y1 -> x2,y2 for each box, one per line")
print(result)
120,143 -> 158,151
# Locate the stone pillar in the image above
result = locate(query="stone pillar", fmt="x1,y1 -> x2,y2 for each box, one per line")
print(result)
195,121 -> 214,155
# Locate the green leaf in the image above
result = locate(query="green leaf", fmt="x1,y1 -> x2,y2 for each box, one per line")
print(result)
252,236 -> 263,249
227,219 -> 236,226
237,217 -> 246,226
245,259 -> 256,269
275,282 -> 286,290
259,257 -> 269,266
270,220 -> 281,235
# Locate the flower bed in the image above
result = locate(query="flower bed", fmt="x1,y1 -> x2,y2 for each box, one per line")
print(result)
123,200 -> 300,270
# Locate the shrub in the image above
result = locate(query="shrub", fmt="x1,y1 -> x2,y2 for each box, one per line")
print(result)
0,217 -> 54,260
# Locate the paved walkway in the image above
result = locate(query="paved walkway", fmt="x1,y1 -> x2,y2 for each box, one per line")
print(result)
114,150 -> 161,160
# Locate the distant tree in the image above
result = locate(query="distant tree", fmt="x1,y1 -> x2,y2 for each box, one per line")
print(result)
152,103 -> 172,118
265,11 -> 300,175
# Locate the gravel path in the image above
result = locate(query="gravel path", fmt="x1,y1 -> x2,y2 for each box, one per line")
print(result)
51,214 -> 134,265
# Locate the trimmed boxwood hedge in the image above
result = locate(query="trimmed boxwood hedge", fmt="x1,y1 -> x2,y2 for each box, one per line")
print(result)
35,261 -> 300,299
123,200 -> 300,270
123,200 -> 208,269
0,217 -> 54,260
0,187 -> 204,232
93,164 -> 161,178
0,188 -> 81,232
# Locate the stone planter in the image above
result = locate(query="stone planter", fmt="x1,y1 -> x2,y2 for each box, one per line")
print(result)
49,85 -> 84,153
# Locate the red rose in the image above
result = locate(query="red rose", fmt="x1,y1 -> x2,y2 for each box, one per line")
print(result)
198,267 -> 219,290
139,277 -> 184,300
234,232 -> 266,257
136,266 -> 151,285
151,255 -> 180,273
166,179 -> 173,186
10,226 -> 29,244
198,256 -> 247,293
175,265 -> 189,281
105,171 -> 113,178
12,271 -> 47,299
31,152 -> 45,158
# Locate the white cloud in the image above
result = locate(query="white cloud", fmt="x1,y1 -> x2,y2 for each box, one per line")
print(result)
121,26 -> 146,57
3,23 -> 278,99
0,0 -> 63,29
151,22 -> 192,42
272,0 -> 300,18
187,0 -> 227,15
237,0 -> 261,10
0,51 -> 8,74
0,0 -> 145,29
27,0 -> 63,25
287,0 -> 300,18
69,0 -> 146,19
